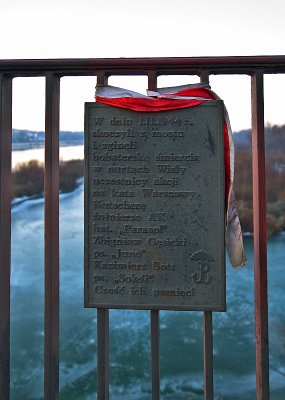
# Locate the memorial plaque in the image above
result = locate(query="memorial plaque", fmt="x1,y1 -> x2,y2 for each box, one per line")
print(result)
84,102 -> 226,311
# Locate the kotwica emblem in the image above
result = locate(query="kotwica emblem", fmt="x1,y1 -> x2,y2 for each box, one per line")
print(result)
190,251 -> 214,285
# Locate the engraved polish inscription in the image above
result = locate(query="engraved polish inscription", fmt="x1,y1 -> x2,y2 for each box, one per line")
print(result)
85,103 -> 226,311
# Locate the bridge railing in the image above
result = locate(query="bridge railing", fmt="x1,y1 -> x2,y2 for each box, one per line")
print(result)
1,56 -> 285,399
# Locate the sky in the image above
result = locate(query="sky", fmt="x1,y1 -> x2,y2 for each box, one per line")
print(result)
1,0 -> 285,132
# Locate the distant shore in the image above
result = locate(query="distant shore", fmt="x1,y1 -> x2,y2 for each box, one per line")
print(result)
12,129 -> 83,151
12,142 -> 83,151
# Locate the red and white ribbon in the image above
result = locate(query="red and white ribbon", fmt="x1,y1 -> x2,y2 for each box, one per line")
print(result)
95,84 -> 247,268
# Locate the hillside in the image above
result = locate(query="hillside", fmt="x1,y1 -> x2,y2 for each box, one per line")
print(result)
233,124 -> 285,234
233,123 -> 285,152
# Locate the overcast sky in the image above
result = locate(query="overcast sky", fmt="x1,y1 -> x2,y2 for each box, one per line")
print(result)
1,0 -> 285,132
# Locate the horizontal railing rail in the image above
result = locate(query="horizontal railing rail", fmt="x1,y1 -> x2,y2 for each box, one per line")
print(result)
1,55 -> 285,76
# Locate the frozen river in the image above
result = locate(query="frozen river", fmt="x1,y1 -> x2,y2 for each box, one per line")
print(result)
10,182 -> 285,399
12,145 -> 84,168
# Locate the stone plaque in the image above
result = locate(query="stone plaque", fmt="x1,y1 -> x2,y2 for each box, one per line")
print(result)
84,102 -> 226,311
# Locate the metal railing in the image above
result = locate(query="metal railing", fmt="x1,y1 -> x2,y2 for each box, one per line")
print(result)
1,56 -> 285,400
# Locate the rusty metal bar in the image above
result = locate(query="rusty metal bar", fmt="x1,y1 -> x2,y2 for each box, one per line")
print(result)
147,71 -> 158,91
151,310 -> 160,400
203,312 -> 214,400
200,70 -> 210,85
96,71 -> 110,85
1,56 -> 285,76
199,70 -> 214,400
96,71 -> 110,400
44,72 -> 60,400
251,71 -> 270,399
0,74 -> 12,400
148,71 -> 161,400
97,309 -> 110,400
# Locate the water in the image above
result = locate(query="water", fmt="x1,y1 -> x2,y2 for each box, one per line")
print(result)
12,145 -> 84,168
10,184 -> 285,399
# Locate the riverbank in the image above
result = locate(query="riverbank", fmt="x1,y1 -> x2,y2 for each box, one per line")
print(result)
12,157 -> 285,236
12,159 -> 84,199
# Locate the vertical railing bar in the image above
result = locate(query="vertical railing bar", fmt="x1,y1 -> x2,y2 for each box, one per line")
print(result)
0,74 -> 12,400
251,70 -> 270,400
148,70 -> 161,400
200,70 -> 214,400
203,312 -> 213,400
200,70 -> 210,85
96,71 -> 109,86
96,71 -> 110,400
148,71 -> 158,92
44,72 -> 60,400
151,309 -> 160,400
97,308 -> 110,400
